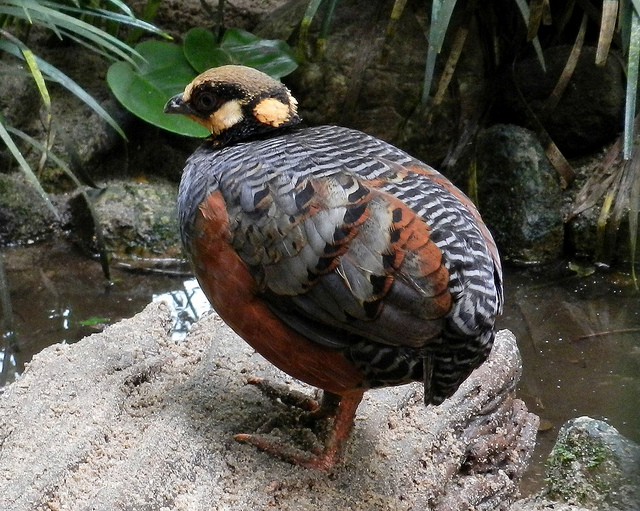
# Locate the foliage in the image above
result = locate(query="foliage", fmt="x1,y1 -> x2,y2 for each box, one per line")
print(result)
106,28 -> 299,137
0,0 -> 166,211
0,0 -> 167,278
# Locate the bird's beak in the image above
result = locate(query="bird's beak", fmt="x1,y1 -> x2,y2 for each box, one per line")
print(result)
164,93 -> 193,115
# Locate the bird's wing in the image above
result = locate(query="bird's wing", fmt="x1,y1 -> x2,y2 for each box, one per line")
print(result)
223,153 -> 498,352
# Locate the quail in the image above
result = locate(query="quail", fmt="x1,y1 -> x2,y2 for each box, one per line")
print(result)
164,65 -> 503,470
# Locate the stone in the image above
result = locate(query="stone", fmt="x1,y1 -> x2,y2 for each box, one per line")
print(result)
68,179 -> 182,262
497,46 -> 624,157
476,124 -> 564,264
0,173 -> 59,246
544,417 -> 640,510
0,302 -> 538,510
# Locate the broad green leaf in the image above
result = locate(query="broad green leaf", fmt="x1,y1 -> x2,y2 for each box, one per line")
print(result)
107,41 -> 209,137
184,28 -> 298,79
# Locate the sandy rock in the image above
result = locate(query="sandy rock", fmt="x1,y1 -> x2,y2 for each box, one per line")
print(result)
0,302 -> 538,510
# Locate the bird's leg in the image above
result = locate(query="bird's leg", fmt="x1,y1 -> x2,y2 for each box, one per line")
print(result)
234,389 -> 364,470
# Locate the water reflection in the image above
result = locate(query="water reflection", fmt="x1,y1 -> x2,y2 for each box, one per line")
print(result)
153,278 -> 211,340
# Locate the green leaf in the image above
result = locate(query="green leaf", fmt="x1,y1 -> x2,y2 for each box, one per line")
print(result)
21,48 -> 50,109
107,41 -> 209,137
78,317 -> 110,326
624,5 -> 640,159
184,28 -> 298,79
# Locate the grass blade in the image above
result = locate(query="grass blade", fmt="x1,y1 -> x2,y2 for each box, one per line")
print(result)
317,0 -> 338,55
386,0 -> 408,38
513,0 -> 546,71
0,120 -> 59,219
433,25 -> 468,106
298,0 -> 323,53
596,0 -> 619,65
422,0 -> 458,103
624,4 -> 640,159
542,13 -> 587,114
7,126 -> 111,280
528,0 -> 545,40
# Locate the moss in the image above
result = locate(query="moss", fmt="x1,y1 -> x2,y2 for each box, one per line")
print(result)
545,427 -> 622,506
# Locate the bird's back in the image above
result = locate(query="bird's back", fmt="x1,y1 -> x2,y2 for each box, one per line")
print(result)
179,125 -> 503,404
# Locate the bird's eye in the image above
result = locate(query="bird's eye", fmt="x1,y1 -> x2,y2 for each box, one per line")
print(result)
194,92 -> 218,112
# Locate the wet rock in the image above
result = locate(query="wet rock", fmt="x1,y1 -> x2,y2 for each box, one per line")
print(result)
497,46 -> 624,157
0,173 -> 59,246
544,417 -> 640,510
257,0 -> 485,167
69,179 -> 182,261
476,124 -> 564,264
0,302 -> 538,510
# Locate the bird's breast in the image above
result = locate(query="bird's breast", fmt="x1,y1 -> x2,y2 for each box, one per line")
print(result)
189,190 -> 365,394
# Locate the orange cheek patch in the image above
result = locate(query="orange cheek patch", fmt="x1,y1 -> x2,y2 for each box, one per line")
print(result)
253,98 -> 291,127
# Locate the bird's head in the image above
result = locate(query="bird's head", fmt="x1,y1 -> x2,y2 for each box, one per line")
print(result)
164,65 -> 301,146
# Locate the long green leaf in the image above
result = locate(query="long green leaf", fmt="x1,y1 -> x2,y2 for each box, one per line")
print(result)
22,48 -> 50,108
1,0 -> 138,64
428,0 -> 457,52
103,0 -> 135,18
7,126 -> 83,188
7,126 -> 111,280
298,0 -> 323,53
0,40 -> 126,138
422,0 -> 458,103
0,120 -> 59,219
624,6 -> 640,159
41,2 -> 169,38
513,0 -> 546,71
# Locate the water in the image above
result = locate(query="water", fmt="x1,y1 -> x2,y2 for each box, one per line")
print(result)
1,241 -> 639,492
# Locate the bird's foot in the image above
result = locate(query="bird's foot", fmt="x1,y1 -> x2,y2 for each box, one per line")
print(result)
234,432 -> 339,470
236,383 -> 364,470
246,377 -> 320,413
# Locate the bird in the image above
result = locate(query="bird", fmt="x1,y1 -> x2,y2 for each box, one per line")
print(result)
164,65 -> 503,470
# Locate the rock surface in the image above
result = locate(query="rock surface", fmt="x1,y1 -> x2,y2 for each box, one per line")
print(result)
498,46 -> 624,157
0,302 -> 538,510
69,179 -> 182,261
545,417 -> 640,510
0,173 -> 59,245
476,124 -> 564,265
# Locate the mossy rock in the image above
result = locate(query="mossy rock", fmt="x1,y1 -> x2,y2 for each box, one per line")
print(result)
69,180 -> 182,261
0,173 -> 59,246
545,417 -> 640,510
